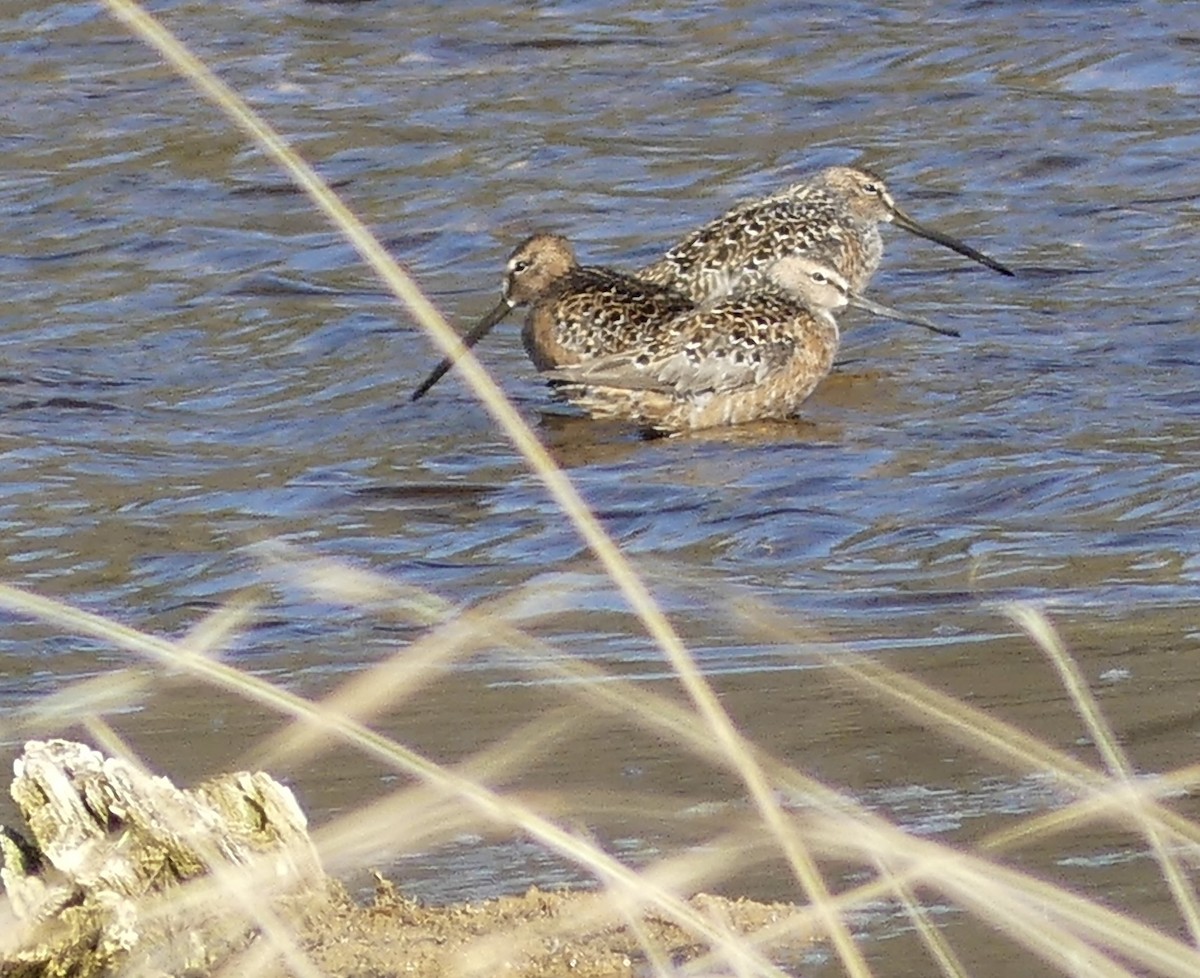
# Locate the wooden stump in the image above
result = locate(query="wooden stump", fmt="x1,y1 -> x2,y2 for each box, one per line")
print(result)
0,739 -> 325,977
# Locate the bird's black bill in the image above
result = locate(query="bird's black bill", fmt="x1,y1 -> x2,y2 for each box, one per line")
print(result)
847,293 -> 960,338
410,299 -> 513,401
892,206 -> 1015,278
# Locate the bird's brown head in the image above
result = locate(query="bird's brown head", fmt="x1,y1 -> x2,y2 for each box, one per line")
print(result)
817,166 -> 1015,276
816,166 -> 897,223
502,233 -> 578,307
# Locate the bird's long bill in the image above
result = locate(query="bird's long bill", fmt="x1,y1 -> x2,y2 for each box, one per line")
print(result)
847,292 -> 960,338
410,298 -> 514,401
890,205 -> 1015,277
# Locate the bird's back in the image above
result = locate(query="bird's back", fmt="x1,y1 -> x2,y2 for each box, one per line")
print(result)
640,191 -> 881,302
521,266 -> 692,372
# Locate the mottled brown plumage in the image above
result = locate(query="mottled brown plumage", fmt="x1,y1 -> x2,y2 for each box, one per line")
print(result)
639,166 -> 1013,303
410,234 -> 692,401
547,256 -> 944,434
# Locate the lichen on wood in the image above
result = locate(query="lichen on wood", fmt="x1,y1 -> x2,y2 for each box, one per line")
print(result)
0,739 -> 325,977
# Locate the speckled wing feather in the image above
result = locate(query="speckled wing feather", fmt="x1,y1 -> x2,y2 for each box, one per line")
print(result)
544,267 -> 693,360
639,191 -> 871,302
549,292 -> 803,397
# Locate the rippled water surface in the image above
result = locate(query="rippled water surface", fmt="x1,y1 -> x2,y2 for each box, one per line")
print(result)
2,0 -> 1199,963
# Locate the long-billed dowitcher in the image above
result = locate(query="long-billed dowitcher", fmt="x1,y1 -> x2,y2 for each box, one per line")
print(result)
545,255 -> 946,434
638,166 -> 1014,302
410,233 -> 693,401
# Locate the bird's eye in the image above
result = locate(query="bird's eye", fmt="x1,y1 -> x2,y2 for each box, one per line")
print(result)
811,272 -> 828,283
511,260 -> 530,274
862,182 -> 881,196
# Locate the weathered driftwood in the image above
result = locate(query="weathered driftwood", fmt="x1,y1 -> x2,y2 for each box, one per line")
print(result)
0,739 -> 324,977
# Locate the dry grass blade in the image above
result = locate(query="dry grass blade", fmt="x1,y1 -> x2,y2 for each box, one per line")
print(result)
453,823 -> 780,978
92,5 -> 862,968
809,814 -> 1200,978
872,859 -> 969,978
1,669 -> 149,738
818,649 -> 1200,848
127,852 -> 327,978
313,703 -> 599,872
1007,604 -> 1200,946
727,595 -> 1101,783
21,5 -> 1192,978
980,768 -> 1200,853
252,541 -> 454,625
242,550 -> 1200,976
248,557 -> 574,771
680,757 -> 1200,978
79,713 -> 147,772
179,593 -> 261,656
0,582 -> 791,978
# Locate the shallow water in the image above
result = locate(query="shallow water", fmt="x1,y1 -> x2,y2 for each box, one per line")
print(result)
2,0 -> 1200,968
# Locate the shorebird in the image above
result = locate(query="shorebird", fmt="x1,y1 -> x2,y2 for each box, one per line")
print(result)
638,165 -> 1014,302
545,255 -> 948,434
410,234 -> 693,401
